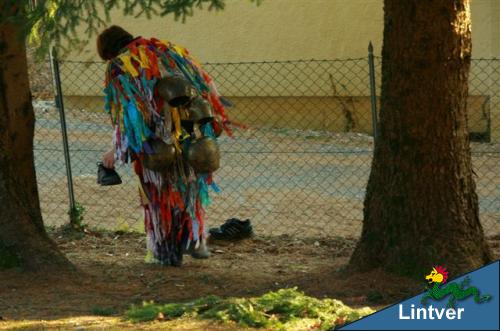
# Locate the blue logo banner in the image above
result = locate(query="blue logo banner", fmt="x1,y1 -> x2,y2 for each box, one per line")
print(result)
340,260 -> 499,330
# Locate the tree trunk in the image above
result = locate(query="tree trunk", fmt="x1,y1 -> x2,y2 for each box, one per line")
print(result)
349,0 -> 492,277
0,14 -> 72,271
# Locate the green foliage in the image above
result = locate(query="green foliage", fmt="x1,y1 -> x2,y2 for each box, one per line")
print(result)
68,201 -> 86,229
0,0 -> 261,58
114,218 -> 144,234
126,288 -> 375,330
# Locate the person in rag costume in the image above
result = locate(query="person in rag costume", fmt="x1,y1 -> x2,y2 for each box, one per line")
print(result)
98,26 -> 230,266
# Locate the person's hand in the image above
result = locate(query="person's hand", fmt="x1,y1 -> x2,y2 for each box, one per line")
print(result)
102,149 -> 115,169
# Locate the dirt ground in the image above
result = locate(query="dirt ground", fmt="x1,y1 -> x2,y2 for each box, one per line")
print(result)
1,229 -> 499,330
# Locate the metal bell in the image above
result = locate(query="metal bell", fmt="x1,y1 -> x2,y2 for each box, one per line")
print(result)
188,97 -> 214,123
156,75 -> 195,107
186,137 -> 220,173
142,139 -> 176,172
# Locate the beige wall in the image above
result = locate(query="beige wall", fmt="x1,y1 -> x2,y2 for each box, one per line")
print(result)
72,0 -> 383,62
486,0 -> 500,141
63,94 -> 490,140
64,0 -> 499,141
70,0 -> 498,62
472,0 -> 495,58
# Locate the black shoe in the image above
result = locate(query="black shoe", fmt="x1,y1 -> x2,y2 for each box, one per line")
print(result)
97,162 -> 122,186
209,218 -> 253,241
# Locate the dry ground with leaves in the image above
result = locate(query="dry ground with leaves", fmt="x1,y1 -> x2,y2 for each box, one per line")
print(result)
1,229 -> 499,330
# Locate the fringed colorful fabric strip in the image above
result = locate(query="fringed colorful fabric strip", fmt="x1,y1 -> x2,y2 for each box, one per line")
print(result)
103,37 -> 229,265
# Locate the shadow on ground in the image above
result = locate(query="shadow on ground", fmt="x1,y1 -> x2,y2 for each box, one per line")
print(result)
1,229 -> 498,327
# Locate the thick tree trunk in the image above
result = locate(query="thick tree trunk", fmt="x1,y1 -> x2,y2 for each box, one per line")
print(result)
0,15 -> 72,271
349,0 -> 492,277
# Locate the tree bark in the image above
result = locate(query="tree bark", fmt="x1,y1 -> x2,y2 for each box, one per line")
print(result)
349,0 -> 492,277
0,12 -> 72,271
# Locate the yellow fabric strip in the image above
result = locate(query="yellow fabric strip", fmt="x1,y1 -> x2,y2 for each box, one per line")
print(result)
138,47 -> 150,69
119,54 -> 139,77
171,107 -> 182,139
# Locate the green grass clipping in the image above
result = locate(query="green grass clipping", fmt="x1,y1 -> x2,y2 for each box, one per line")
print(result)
126,288 -> 374,330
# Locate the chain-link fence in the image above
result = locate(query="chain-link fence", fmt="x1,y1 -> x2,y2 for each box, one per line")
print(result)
31,52 -> 499,239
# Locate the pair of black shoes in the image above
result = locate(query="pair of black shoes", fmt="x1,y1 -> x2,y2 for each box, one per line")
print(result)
209,218 -> 253,240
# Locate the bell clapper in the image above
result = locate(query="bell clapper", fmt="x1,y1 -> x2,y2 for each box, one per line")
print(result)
193,123 -> 202,140
179,106 -> 190,121
163,104 -> 172,131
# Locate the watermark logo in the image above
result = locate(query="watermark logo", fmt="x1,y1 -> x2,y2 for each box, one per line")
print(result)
399,265 -> 493,321
421,266 -> 491,308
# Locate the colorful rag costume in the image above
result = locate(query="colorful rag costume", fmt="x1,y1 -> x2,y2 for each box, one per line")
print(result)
103,37 -> 229,265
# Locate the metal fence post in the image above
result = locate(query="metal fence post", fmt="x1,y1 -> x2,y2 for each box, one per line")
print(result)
49,48 -> 76,223
368,42 -> 378,139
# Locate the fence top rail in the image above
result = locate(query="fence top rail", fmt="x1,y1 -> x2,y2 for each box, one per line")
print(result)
57,56 -> 500,66
58,58 -> 370,65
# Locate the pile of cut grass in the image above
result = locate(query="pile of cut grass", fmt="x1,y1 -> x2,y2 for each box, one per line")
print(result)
126,288 -> 374,330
